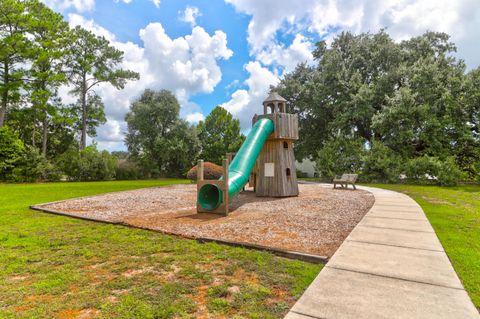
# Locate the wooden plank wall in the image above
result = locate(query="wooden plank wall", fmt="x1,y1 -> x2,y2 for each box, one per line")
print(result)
256,140 -> 299,197
277,114 -> 299,140
252,111 -> 299,197
253,113 -> 299,140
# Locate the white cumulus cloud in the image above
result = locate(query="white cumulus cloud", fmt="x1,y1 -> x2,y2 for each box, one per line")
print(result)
140,23 -> 232,95
226,0 -> 480,69
186,112 -> 206,123
64,14 -> 232,150
180,6 -> 202,27
256,34 -> 314,73
42,0 -> 95,12
222,61 -> 279,130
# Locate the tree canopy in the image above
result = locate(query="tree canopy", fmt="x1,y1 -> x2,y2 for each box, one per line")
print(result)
197,106 -> 244,164
276,30 -> 480,183
125,89 -> 200,177
0,0 -> 140,182
0,0 -> 32,127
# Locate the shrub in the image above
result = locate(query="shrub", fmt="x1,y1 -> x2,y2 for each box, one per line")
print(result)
435,157 -> 466,186
316,137 -> 365,179
0,127 -> 25,180
186,162 -> 223,181
296,169 -> 309,178
115,159 -> 142,180
362,141 -> 402,183
475,160 -> 480,183
8,145 -> 61,182
57,146 -> 117,181
404,156 -> 464,186
0,129 -> 61,182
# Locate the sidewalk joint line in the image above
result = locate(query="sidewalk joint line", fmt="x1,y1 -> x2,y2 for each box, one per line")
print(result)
374,204 -> 419,207
365,216 -> 428,222
325,265 -> 464,291
364,215 -> 426,221
345,239 -> 444,252
370,209 -> 423,214
357,224 -> 435,233
291,310 -> 327,319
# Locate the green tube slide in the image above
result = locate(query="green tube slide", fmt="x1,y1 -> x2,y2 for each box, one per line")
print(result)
198,117 -> 274,211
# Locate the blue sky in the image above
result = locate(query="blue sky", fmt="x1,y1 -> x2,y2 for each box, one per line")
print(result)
44,0 -> 480,151
87,0 -> 252,106
118,1 -> 248,108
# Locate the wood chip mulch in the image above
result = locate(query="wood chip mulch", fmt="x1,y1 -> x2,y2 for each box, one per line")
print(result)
35,184 -> 374,257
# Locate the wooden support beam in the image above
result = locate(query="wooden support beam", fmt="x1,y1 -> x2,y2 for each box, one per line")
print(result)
197,159 -> 204,181
222,158 -> 229,215
196,158 -> 230,216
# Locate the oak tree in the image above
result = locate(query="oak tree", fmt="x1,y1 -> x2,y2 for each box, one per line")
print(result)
125,89 -> 200,177
197,106 -> 244,164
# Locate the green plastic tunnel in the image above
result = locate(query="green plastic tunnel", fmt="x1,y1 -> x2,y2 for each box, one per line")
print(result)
198,117 -> 274,211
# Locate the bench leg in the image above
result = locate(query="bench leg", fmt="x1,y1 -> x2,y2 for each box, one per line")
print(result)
352,184 -> 356,190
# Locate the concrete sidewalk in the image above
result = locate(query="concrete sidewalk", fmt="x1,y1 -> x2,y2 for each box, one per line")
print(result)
285,185 -> 479,319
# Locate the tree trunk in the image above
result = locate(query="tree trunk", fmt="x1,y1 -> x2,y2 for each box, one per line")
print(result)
0,104 -> 5,127
40,80 -> 48,156
32,119 -> 36,146
80,76 -> 87,150
0,62 -> 9,127
42,112 -> 48,156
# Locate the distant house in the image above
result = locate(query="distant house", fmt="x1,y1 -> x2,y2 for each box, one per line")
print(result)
295,158 -> 318,178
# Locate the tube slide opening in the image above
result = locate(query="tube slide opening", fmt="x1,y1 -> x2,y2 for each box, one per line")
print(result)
198,184 -> 222,211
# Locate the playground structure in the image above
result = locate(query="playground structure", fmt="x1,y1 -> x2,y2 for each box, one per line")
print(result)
197,92 -> 299,215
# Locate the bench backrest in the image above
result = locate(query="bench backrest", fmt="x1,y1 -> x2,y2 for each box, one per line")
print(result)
341,174 -> 358,182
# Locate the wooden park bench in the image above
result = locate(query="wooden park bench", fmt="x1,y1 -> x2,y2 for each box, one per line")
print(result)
333,174 -> 358,190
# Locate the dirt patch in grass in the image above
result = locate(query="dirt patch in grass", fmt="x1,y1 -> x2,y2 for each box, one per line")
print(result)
14,305 -> 33,313
25,294 -> 55,303
55,308 -> 99,319
56,308 -> 82,319
34,184 -> 374,257
78,308 -> 100,319
122,267 -> 154,278
8,275 -> 29,282
421,196 -> 453,205
193,285 -> 210,319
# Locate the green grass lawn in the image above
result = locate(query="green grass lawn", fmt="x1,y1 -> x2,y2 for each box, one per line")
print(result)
0,180 -> 321,319
367,184 -> 480,310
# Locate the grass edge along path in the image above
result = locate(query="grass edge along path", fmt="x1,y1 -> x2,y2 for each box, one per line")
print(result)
0,180 -> 321,319
366,184 -> 480,311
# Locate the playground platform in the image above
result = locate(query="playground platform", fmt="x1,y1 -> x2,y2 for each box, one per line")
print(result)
285,185 -> 479,319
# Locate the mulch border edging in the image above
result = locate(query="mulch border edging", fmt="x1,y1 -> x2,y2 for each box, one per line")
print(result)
30,204 -> 328,264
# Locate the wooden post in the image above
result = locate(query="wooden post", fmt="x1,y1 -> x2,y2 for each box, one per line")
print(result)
197,160 -> 204,181
196,158 -> 230,216
222,158 -> 229,215
226,152 -> 235,163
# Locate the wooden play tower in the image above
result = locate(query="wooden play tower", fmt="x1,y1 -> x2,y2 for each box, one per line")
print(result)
197,92 -> 299,215
252,92 -> 299,197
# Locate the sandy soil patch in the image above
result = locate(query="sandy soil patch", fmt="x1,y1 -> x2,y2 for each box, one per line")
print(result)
35,183 -> 374,257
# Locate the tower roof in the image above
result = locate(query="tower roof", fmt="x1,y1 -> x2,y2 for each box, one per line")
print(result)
263,92 -> 287,104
